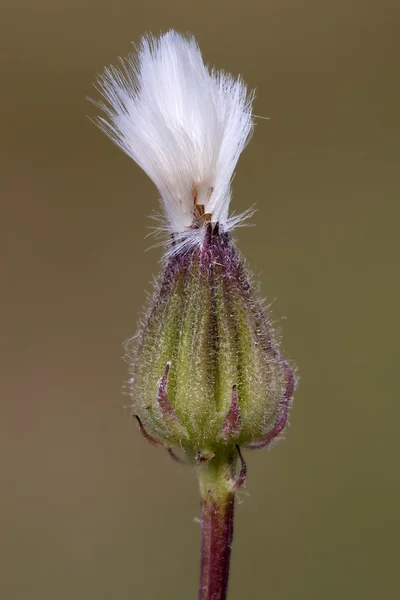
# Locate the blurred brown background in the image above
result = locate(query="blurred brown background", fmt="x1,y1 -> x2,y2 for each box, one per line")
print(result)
1,1 -> 399,598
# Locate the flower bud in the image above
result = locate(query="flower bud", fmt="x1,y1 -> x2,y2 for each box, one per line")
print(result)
127,223 -> 292,458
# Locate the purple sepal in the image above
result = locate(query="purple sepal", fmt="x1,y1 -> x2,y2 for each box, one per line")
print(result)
157,362 -> 182,426
134,415 -> 186,464
220,385 -> 241,439
233,445 -> 247,490
246,360 -> 295,450
134,415 -> 165,448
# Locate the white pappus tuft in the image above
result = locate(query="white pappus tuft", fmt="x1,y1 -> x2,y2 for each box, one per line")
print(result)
93,30 -> 255,253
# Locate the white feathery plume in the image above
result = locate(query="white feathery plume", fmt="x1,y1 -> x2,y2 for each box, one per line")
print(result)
93,30 -> 254,252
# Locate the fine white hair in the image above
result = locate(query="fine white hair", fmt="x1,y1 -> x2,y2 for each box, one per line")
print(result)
93,30 -> 254,252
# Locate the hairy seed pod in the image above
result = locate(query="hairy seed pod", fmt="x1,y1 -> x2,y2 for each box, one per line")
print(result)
126,224 -> 292,458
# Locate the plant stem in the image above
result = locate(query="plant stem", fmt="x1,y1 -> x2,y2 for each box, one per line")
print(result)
198,457 -> 236,600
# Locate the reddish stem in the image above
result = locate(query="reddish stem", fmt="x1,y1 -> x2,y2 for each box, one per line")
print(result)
199,491 -> 235,600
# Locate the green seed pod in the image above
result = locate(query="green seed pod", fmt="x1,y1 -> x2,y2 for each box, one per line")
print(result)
127,224 -> 293,459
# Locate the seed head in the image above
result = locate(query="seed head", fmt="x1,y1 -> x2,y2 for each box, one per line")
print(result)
93,30 -> 254,254
92,30 -> 295,460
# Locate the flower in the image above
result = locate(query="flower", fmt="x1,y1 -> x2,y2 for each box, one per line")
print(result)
92,30 -> 295,461
93,30 -> 254,254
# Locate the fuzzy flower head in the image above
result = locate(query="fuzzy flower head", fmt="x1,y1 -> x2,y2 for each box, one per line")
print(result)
94,30 -> 254,251
91,30 -> 295,460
